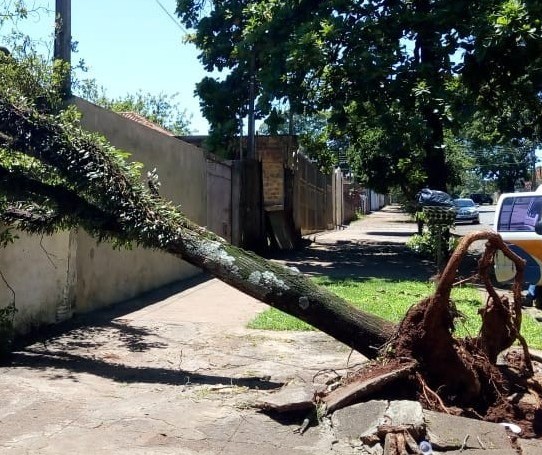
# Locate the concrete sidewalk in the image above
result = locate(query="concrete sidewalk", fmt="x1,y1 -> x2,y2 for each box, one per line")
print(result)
1,205 -> 540,454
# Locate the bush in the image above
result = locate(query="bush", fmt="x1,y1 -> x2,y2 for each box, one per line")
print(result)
408,208 -> 457,266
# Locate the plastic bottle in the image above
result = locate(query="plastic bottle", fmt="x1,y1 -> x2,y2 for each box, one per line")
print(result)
419,440 -> 433,454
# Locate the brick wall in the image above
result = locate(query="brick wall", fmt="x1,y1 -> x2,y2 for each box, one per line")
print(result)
258,136 -> 296,209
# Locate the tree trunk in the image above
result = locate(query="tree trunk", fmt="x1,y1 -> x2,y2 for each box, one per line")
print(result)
0,96 -> 395,359
414,0 -> 450,192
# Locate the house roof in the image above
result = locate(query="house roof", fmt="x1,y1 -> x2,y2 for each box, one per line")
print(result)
118,112 -> 174,136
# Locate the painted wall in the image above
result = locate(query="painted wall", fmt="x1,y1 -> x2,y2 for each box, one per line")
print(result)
71,99 -> 205,313
3,99 -> 209,333
74,230 -> 196,314
0,230 -> 75,333
74,98 -> 207,225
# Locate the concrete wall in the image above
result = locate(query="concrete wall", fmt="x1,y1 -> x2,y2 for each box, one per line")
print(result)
0,229 -> 75,333
74,231 -> 195,314
74,98 -> 207,225
70,99 -> 203,315
4,99 -> 211,333
369,190 -> 387,211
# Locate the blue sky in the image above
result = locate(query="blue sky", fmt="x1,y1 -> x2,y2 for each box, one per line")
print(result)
2,0 -> 212,133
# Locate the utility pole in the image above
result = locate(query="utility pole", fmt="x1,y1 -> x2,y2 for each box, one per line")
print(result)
54,0 -> 72,97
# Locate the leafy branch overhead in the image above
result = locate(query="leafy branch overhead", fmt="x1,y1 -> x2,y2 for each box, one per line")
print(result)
175,0 -> 542,195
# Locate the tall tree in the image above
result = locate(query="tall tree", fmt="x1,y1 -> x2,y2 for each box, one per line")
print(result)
458,1 -> 542,191
175,1 -> 459,193
473,143 -> 534,192
176,0 -> 542,197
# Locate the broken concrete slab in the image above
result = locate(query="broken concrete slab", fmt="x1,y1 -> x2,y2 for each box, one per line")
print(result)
424,410 -> 514,452
382,400 -> 425,431
331,400 -> 389,443
321,361 -> 416,413
328,401 -> 541,454
331,400 -> 426,453
444,450 -> 521,455
254,383 -> 316,413
518,437 -> 542,455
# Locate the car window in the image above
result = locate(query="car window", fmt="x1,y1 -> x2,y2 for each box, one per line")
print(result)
497,196 -> 542,232
454,199 -> 475,207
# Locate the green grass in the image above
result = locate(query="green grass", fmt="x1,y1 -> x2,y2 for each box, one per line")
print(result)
248,277 -> 542,350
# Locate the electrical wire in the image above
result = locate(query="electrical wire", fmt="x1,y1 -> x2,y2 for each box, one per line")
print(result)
154,0 -> 188,35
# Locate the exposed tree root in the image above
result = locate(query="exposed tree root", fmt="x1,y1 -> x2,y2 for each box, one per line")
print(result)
322,231 -> 542,438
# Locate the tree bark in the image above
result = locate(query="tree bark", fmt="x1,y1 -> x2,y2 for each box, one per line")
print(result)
0,96 -> 395,359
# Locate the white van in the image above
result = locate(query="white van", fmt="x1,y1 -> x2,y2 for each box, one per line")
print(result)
493,188 -> 542,298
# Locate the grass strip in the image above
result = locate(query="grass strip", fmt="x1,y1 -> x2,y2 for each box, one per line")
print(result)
248,277 -> 542,350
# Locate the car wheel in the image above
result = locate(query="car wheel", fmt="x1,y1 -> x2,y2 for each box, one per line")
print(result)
473,219 -> 480,225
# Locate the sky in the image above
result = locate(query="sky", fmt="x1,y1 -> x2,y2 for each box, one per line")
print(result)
2,0 -> 212,134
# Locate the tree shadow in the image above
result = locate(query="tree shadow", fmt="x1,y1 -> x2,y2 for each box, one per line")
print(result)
268,239 -> 438,281
7,348 -> 283,390
4,273 -> 284,390
49,320 -> 168,353
364,231 -> 415,237
13,274 -> 212,352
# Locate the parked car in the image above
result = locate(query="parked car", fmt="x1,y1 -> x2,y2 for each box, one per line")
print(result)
453,198 -> 480,224
470,193 -> 493,205
493,190 -> 542,307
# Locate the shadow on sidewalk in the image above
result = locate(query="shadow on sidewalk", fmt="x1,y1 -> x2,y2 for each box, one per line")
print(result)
7,348 -> 283,390
10,274 -> 212,353
268,239 -> 438,282
4,271 -> 284,389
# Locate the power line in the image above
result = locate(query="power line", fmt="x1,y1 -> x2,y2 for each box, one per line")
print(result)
154,0 -> 188,35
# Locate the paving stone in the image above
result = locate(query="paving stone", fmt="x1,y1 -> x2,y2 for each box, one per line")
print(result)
385,400 -> 425,432
444,450 -> 519,455
518,437 -> 542,455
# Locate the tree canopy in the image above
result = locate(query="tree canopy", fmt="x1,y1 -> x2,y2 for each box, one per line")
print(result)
176,0 -> 542,196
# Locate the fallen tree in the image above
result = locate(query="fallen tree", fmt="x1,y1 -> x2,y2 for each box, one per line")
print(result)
0,91 -> 394,359
1,57 -> 541,438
